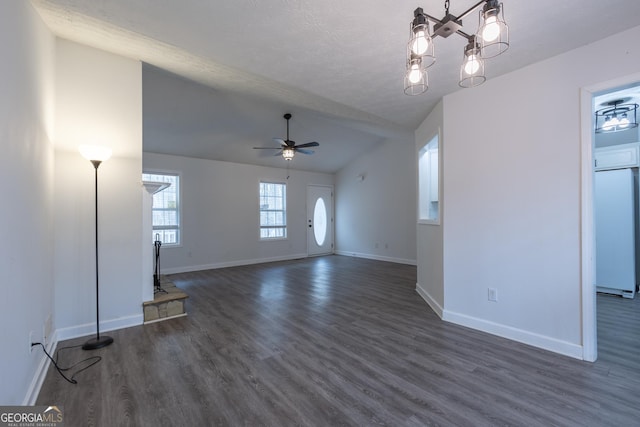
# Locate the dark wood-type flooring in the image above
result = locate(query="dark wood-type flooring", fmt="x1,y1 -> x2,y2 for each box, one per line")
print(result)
37,256 -> 640,426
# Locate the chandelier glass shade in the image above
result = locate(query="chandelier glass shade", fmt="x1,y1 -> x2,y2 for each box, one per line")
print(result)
408,10 -> 436,68
459,38 -> 486,88
404,54 -> 429,95
595,100 -> 639,133
404,0 -> 509,95
477,1 -> 509,58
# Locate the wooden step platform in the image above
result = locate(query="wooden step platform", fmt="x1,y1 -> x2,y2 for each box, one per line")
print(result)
143,277 -> 188,323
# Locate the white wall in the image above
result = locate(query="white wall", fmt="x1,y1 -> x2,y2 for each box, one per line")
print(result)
143,152 -> 333,272
0,1 -> 55,405
436,25 -> 640,358
53,40 -> 144,339
335,133 -> 416,265
415,101 -> 444,315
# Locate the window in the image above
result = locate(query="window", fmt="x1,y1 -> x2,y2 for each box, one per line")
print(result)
142,172 -> 180,245
259,182 -> 287,239
419,135 -> 439,223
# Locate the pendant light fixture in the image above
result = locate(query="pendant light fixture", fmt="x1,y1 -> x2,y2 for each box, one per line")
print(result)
595,100 -> 639,133
404,0 -> 509,95
404,54 -> 429,95
459,37 -> 486,88
477,0 -> 509,58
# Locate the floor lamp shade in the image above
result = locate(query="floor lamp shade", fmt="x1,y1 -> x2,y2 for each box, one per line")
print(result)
79,144 -> 114,351
79,144 -> 112,162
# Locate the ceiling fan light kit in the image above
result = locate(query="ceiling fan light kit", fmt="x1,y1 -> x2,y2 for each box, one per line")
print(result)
595,99 -> 639,133
282,147 -> 295,160
404,0 -> 509,95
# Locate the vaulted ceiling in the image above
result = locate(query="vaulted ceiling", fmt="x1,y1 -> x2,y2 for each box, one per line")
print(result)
32,0 -> 640,173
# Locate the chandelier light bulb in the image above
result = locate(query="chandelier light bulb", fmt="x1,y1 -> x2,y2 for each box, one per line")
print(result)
482,16 -> 500,42
464,55 -> 480,75
408,64 -> 423,83
411,30 -> 430,55
619,114 -> 630,128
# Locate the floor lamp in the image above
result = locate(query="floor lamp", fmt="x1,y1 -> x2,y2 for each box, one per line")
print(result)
79,145 -> 114,350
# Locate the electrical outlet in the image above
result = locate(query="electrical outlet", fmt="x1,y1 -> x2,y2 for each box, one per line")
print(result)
29,331 -> 34,353
488,288 -> 498,302
43,314 -> 53,346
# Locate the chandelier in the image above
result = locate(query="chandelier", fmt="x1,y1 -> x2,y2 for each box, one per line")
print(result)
404,0 -> 509,95
595,100 -> 639,133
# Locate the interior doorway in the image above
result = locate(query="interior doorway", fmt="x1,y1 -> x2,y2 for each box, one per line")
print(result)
581,73 -> 640,362
307,185 -> 334,256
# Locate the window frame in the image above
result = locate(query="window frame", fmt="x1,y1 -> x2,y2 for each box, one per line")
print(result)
259,181 -> 288,241
142,170 -> 182,247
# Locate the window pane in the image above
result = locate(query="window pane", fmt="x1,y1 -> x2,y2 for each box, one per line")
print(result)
274,212 -> 284,225
153,229 -> 178,245
259,182 -> 286,239
143,172 -> 180,245
313,197 -> 327,246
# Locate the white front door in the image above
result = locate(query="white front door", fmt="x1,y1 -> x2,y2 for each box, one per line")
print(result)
307,185 -> 333,256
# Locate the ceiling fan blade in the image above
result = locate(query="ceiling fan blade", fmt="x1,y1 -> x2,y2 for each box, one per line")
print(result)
295,141 -> 319,148
273,138 -> 287,146
295,148 -> 315,155
273,150 -> 284,156
253,147 -> 282,150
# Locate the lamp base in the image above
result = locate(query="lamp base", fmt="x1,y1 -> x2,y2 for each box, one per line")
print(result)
82,335 -> 114,350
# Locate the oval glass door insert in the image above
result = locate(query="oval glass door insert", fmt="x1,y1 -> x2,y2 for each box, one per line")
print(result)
313,197 -> 327,246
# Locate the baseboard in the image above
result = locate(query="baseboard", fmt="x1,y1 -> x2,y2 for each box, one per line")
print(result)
415,282 -> 444,318
56,313 -> 143,341
143,313 -> 187,325
23,330 -> 59,405
162,253 -> 309,274
442,309 -> 583,360
334,250 -> 417,266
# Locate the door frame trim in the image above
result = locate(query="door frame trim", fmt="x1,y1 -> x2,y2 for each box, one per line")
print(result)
580,72 -> 640,362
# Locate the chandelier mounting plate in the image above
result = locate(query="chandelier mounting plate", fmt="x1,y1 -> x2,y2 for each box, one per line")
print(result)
433,14 -> 463,38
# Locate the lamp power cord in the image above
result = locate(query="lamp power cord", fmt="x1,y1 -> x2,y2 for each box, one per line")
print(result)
31,342 -> 102,384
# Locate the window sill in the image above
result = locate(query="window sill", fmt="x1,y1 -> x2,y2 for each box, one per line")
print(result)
259,237 -> 288,242
159,243 -> 183,249
418,219 -> 440,226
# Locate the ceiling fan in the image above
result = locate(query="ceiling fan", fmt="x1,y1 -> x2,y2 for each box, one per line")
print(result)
253,113 -> 319,160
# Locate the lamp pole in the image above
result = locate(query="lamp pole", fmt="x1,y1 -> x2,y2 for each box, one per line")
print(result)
79,146 -> 114,351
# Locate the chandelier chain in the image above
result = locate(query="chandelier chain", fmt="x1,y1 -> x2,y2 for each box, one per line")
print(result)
444,0 -> 450,14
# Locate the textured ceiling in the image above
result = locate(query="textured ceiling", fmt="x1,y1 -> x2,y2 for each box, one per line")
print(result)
31,0 -> 640,173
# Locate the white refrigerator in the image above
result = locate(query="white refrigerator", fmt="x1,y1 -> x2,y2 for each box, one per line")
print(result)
595,168 -> 636,298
